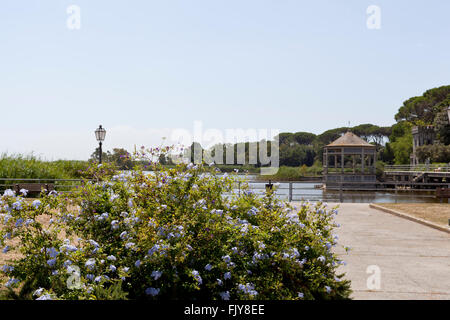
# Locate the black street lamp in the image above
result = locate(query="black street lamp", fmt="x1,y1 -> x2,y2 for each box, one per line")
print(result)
95,125 -> 106,163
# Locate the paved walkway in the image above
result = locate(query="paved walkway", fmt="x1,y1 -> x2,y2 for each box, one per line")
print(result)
293,202 -> 450,299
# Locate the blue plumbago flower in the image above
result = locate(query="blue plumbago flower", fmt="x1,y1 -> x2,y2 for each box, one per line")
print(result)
46,247 -> 59,258
257,241 -> 266,250
47,258 -> 57,267
94,276 -> 103,283
25,218 -> 34,226
135,260 -> 141,268
3,189 -> 15,197
224,272 -> 231,280
247,270 -> 252,275
191,270 -> 202,285
217,279 -> 223,286
19,188 -> 28,196
219,291 -> 230,300
222,255 -> 231,263
204,264 -> 212,271
110,194 -> 119,202
85,258 -> 96,270
247,207 -> 259,216
325,242 -> 332,250
49,190 -> 58,196
88,240 -> 100,248
61,244 -> 77,253
334,276 -> 341,282
2,265 -> 14,273
2,246 -> 10,254
298,222 -> 306,228
111,220 -> 119,230
33,288 -> 44,297
231,247 -> 239,254
252,252 -> 268,264
127,199 -> 133,208
86,274 -> 94,281
151,270 -> 163,280
5,278 -> 19,287
123,267 -> 130,273
167,232 -> 175,239
36,294 -> 53,300
318,256 -> 326,263
325,286 -> 331,294
63,260 -> 72,267
145,287 -> 160,296
240,224 -> 249,234
238,283 -> 258,297
110,265 -> 117,272
148,218 -> 157,228
107,255 -> 116,261
305,246 -> 310,251
12,201 -> 23,210
148,244 -> 160,256
298,292 -> 304,299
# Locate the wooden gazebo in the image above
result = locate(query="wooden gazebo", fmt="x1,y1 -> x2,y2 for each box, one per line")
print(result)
323,131 -> 377,189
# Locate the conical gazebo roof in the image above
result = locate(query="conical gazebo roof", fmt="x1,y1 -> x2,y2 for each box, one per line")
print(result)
326,131 -> 374,147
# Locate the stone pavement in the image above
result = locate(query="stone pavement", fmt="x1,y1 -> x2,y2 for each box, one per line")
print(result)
293,202 -> 450,300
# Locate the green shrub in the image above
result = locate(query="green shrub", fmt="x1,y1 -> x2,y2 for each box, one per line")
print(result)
0,154 -> 351,300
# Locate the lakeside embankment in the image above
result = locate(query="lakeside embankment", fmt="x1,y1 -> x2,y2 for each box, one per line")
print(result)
292,202 -> 450,300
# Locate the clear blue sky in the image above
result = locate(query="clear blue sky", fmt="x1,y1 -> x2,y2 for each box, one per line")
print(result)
1,0 -> 449,160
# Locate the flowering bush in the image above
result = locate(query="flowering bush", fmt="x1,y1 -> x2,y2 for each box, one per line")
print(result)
0,154 -> 351,300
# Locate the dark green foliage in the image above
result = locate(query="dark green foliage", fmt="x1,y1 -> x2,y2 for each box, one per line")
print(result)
416,145 -> 450,163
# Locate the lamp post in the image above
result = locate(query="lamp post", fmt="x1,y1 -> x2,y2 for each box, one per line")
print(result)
95,125 -> 106,163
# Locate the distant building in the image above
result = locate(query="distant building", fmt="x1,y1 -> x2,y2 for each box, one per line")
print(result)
411,126 -> 436,165
323,131 -> 377,189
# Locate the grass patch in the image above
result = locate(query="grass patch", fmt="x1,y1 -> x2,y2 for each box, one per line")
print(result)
377,203 -> 450,227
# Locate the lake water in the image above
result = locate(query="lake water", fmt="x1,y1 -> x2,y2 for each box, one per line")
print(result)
141,171 -> 441,203
243,180 -> 441,203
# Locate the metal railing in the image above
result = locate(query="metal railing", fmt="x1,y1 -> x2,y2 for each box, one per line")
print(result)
384,165 -> 450,173
1,178 -> 447,204
0,178 -> 91,192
